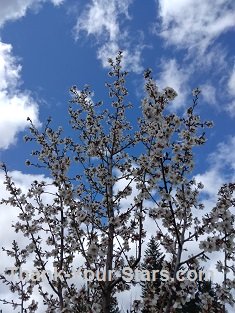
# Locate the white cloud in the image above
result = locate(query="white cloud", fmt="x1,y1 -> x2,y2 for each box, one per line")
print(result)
0,41 -> 40,150
0,0 -> 64,27
74,0 -> 144,73
0,0 -> 36,27
97,41 -> 144,74
195,136 -> 235,198
74,0 -> 127,42
225,62 -> 235,117
156,0 -> 235,53
0,0 -> 67,150
227,64 -> 235,97
155,1 -> 235,116
209,136 -> 235,172
195,169 -> 224,198
157,58 -> 191,110
193,44 -> 228,71
226,100 -> 235,117
97,41 -> 121,67
201,84 -> 217,106
50,0 -> 64,6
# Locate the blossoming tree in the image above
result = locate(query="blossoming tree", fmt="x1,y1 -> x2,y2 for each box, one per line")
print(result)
0,51 -> 235,313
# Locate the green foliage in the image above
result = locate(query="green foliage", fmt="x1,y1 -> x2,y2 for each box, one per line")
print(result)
141,236 -> 164,313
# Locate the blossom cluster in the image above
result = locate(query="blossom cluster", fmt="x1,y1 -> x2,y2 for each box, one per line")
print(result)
0,51 -> 234,313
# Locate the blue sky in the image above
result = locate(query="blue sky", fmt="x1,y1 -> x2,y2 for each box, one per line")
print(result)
0,0 -> 235,311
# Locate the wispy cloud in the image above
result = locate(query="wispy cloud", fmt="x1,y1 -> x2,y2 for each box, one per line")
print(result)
195,136 -> 235,198
209,136 -> 235,172
157,58 -> 191,110
227,64 -> 235,97
154,0 -> 235,115
50,0 -> 64,6
97,40 -> 145,74
156,0 -> 235,54
0,0 -> 64,27
74,0 -> 129,42
226,100 -> 235,117
201,83 -> 217,106
225,63 -> 235,117
0,42 -> 40,150
73,0 -> 144,73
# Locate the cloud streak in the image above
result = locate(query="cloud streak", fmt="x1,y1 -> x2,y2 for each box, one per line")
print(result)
0,0 -> 64,28
156,0 -> 235,54
195,136 -> 235,198
154,0 -> 235,115
73,0 -> 144,73
157,58 -> 191,110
